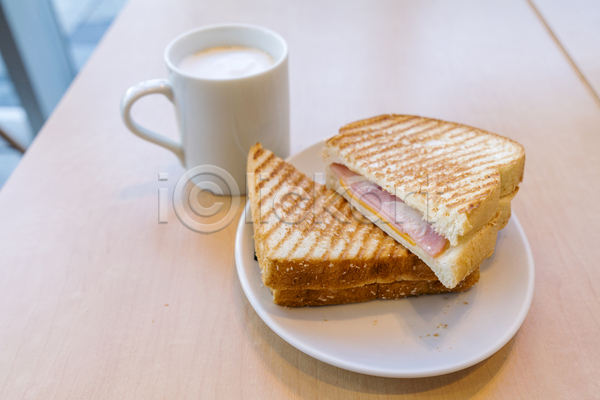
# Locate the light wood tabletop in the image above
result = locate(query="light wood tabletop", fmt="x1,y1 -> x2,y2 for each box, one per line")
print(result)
1,0 -> 599,398
533,0 -> 600,97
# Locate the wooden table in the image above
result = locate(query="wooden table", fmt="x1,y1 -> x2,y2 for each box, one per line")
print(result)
1,0 -> 599,398
532,0 -> 600,97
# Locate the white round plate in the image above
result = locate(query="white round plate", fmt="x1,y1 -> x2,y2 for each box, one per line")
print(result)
235,141 -> 534,378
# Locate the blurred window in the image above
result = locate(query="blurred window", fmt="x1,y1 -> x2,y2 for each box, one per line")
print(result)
0,0 -> 127,188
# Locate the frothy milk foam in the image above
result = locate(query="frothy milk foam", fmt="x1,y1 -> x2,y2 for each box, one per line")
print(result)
178,46 -> 274,79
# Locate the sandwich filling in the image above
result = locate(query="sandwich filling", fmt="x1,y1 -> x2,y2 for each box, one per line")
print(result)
330,163 -> 448,257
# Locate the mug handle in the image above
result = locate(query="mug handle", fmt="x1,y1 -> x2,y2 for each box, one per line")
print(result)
121,79 -> 184,163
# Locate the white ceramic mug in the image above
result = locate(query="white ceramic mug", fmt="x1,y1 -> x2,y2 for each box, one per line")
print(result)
121,24 -> 289,194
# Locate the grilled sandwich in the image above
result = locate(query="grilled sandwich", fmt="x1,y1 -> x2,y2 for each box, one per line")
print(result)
248,144 -> 495,306
323,115 -> 525,289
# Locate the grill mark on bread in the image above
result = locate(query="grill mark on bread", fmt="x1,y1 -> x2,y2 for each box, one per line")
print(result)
339,219 -> 369,259
378,139 -> 484,182
341,114 -> 414,134
257,172 -> 311,244
453,193 -> 494,212
337,118 -> 429,152
351,125 -> 469,165
321,200 -> 355,261
332,115 -> 416,145
405,149 -> 489,178
434,174 -> 498,196
253,159 -> 288,224
263,158 -> 286,180
256,161 -> 289,194
343,119 -> 440,158
255,153 -> 275,175
335,114 -> 394,135
285,184 -> 334,258
424,162 -> 501,195
444,182 -> 497,209
459,152 -> 518,171
297,185 -> 335,259
355,223 -> 381,259
437,177 -> 497,199
352,124 -> 459,167
427,168 -> 495,193
390,146 -> 496,189
336,117 -> 410,143
363,125 -> 469,165
253,146 -> 265,160
261,171 -> 314,223
256,167 -> 302,217
347,123 -> 440,160
371,231 -> 386,260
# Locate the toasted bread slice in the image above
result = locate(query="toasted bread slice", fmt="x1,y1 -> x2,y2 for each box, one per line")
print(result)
323,115 -> 525,245
272,270 -> 480,307
248,144 -> 436,291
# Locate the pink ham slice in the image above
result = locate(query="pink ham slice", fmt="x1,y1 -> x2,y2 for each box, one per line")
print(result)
330,163 -> 448,257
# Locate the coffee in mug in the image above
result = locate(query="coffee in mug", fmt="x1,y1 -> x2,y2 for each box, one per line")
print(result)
178,46 -> 274,79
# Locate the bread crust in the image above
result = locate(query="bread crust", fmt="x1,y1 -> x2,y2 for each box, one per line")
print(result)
272,270 -> 480,307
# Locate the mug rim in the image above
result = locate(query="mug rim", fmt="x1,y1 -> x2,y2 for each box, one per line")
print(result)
164,23 -> 288,82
